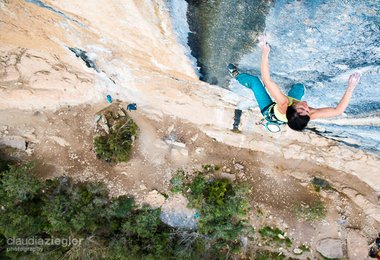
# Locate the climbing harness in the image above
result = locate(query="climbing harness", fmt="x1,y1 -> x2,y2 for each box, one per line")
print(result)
226,75 -> 287,133
231,105 -> 286,133
256,103 -> 286,133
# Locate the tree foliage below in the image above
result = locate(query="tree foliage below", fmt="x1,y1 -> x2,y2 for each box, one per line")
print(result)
0,161 -> 251,259
170,165 -> 252,256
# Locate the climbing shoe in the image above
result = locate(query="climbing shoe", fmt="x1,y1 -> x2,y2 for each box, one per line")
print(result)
227,63 -> 239,77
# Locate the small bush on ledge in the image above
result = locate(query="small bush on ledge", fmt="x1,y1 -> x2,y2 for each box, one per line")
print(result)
94,106 -> 138,163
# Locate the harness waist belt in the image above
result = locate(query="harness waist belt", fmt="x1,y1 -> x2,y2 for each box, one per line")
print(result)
268,105 -> 281,122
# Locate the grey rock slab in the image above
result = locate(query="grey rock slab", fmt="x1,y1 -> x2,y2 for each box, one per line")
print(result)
316,238 -> 344,259
165,139 -> 186,148
0,136 -> 27,150
160,194 -> 197,230
220,172 -> 236,182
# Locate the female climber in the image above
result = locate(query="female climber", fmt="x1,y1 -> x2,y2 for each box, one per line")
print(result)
228,36 -> 361,132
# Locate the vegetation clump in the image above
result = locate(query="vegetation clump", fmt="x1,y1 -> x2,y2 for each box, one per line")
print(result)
0,162 -> 190,258
94,107 -> 138,163
0,161 -> 251,259
259,226 -> 292,247
170,165 -> 251,256
311,177 -> 333,192
170,169 -> 186,193
255,250 -> 287,260
295,201 -> 326,221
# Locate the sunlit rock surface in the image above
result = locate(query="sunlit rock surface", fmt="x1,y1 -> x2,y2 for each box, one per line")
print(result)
0,0 -> 198,110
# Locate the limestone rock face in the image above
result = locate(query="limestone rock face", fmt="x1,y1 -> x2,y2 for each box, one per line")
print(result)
0,0 -> 198,110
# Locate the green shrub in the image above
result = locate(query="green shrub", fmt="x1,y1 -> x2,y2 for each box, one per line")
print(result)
207,179 -> 230,205
121,207 -> 173,257
94,115 -> 138,163
122,207 -> 161,238
170,169 -> 186,193
94,135 -> 113,161
0,203 -> 47,238
259,226 -> 292,247
0,162 -> 46,238
107,196 -> 135,219
42,178 -> 110,235
256,250 -> 287,260
179,167 -> 250,255
187,174 -> 207,209
1,162 -> 41,202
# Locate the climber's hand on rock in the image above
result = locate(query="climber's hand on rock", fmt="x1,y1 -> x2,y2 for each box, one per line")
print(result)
258,35 -> 270,55
348,72 -> 361,91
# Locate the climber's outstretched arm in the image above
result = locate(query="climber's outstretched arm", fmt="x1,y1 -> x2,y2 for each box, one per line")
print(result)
259,36 -> 289,114
310,73 -> 361,120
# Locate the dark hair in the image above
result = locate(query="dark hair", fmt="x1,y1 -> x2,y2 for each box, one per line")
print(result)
286,106 -> 310,131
